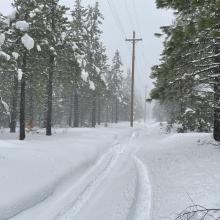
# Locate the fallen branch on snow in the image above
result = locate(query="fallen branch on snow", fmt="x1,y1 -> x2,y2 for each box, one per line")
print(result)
175,205 -> 220,220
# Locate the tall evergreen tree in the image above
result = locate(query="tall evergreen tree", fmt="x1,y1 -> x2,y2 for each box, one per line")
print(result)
10,0 -> 36,140
107,50 -> 123,123
151,0 -> 220,137
35,0 -> 69,135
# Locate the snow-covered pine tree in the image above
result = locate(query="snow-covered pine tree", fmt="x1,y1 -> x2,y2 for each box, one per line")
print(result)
10,0 -> 36,139
33,0 -> 69,135
0,0 -> 125,134
95,44 -> 109,125
84,2 -> 104,127
0,13 -> 14,130
70,0 -> 88,128
107,50 -> 123,123
151,0 -> 218,135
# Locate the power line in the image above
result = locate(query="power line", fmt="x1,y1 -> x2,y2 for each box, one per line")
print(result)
131,0 -> 148,73
106,0 -> 145,96
132,0 -> 143,38
125,0 -> 135,31
106,0 -> 127,39
105,0 -> 131,64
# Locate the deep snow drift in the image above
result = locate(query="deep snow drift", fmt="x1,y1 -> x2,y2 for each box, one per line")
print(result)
136,123 -> 220,219
0,123 -> 220,220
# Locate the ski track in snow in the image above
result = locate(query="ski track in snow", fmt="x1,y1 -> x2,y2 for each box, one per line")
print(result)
54,130 -> 152,220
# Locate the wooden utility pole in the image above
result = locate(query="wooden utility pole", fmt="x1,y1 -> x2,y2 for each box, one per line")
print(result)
126,31 -> 142,127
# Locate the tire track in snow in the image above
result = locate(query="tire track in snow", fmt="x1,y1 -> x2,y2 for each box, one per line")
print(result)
55,130 -> 152,220
129,156 -> 152,220
54,132 -> 137,220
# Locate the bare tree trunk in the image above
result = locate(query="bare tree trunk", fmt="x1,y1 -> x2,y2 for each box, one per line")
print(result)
73,86 -> 79,127
92,96 -> 96,128
105,102 -> 109,127
97,97 -> 101,125
111,98 -> 114,123
80,99 -> 85,127
214,44 -> 220,141
10,72 -> 18,133
214,77 -> 220,141
46,0 -> 55,136
46,55 -> 54,136
28,72 -> 34,130
115,98 -> 118,123
68,84 -> 74,127
19,51 -> 27,140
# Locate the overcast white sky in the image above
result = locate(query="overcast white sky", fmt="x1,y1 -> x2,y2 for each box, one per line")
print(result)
0,0 -> 173,101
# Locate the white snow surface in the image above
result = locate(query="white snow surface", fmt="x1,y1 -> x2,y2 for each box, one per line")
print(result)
136,123 -> 220,219
15,21 -> 29,32
0,123 -> 220,220
21,34 -> 34,50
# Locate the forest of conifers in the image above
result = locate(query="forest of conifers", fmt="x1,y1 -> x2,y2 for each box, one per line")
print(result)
151,0 -> 220,141
0,0 -> 142,140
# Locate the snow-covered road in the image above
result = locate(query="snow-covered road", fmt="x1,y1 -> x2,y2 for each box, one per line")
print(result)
54,130 -> 151,220
1,122 -> 220,220
9,125 -> 151,220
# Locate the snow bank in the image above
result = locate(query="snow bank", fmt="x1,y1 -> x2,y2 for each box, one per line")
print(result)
0,128 -> 117,220
136,123 -> 220,219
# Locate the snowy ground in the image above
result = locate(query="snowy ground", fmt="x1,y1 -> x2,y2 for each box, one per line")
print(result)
0,122 -> 220,220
